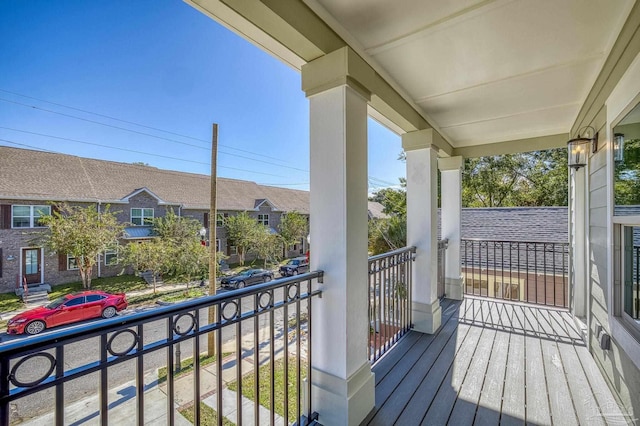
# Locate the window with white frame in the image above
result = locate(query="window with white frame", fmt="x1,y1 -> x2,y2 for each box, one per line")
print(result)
613,100 -> 640,339
12,205 -> 50,228
105,249 -> 118,266
258,214 -> 269,226
215,239 -> 221,252
131,208 -> 154,226
67,255 -> 79,270
216,213 -> 228,227
229,245 -> 238,255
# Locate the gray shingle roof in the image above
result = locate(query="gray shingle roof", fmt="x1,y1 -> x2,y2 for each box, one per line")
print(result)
0,147 -> 310,212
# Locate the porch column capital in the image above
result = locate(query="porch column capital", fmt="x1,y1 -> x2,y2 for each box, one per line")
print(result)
438,155 -> 464,171
401,128 -> 443,152
302,46 -> 372,101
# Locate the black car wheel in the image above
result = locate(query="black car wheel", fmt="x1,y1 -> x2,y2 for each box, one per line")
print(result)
237,281 -> 245,289
292,269 -> 298,276
25,320 -> 46,335
264,275 -> 272,282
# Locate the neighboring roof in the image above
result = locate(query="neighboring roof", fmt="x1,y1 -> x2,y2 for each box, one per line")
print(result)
0,147 -> 309,213
448,207 -> 568,243
367,201 -> 389,220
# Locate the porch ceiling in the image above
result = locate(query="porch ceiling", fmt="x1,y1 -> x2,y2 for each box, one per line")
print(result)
188,0 -> 634,154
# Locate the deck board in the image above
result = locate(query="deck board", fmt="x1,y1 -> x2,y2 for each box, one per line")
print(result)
363,297 -> 630,426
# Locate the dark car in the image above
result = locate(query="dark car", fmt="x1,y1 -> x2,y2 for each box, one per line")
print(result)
279,256 -> 310,277
7,291 -> 128,335
220,269 -> 274,289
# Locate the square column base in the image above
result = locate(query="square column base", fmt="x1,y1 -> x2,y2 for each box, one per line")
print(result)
412,299 -> 442,334
312,361 -> 375,426
445,276 -> 465,301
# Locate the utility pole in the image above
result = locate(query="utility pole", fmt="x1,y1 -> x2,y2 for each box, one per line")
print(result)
208,123 -> 218,357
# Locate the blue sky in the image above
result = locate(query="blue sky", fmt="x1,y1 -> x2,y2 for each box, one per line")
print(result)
0,1 -> 405,192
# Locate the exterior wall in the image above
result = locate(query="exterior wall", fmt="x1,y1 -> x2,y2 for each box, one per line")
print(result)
576,6 -> 640,419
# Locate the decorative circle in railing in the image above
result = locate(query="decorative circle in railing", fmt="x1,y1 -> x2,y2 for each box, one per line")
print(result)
221,300 -> 240,321
9,352 -> 56,388
287,283 -> 299,301
173,313 -> 196,336
258,292 -> 272,311
107,329 -> 139,357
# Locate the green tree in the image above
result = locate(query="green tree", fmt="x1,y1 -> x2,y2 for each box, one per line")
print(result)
253,226 -> 282,268
368,215 -> 407,255
122,239 -> 171,294
278,212 -> 308,256
152,209 -> 206,278
462,149 -> 567,207
38,203 -> 124,289
369,184 -> 406,217
224,212 -> 260,265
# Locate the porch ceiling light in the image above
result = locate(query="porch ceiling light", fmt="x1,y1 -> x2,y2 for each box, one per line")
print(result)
614,133 -> 625,163
567,126 -> 598,170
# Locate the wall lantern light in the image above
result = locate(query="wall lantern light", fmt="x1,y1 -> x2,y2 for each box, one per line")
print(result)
613,133 -> 625,163
567,126 -> 598,170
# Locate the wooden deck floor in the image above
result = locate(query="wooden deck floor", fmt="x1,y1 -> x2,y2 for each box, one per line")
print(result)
363,297 -> 630,426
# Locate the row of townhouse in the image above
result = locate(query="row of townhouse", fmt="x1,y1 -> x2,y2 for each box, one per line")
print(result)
0,146 -> 330,293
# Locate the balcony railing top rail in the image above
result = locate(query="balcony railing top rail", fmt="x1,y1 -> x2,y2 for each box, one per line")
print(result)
1,271 -> 323,426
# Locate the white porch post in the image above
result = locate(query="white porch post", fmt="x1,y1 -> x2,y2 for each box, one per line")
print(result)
571,168 -> 587,317
402,130 -> 441,333
302,48 -> 374,426
438,156 -> 464,300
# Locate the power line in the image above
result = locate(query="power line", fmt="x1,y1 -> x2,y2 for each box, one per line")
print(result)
0,125 -> 308,173
0,136 -> 287,178
0,88 -> 303,165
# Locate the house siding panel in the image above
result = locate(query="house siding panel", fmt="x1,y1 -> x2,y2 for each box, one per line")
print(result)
582,5 -> 640,418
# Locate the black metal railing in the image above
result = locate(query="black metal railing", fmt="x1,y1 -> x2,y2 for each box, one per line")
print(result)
461,239 -> 569,307
437,239 -> 449,299
368,247 -> 415,364
0,272 -> 323,426
632,246 -> 640,319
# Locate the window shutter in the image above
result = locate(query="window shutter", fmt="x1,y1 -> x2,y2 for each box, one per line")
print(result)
204,212 -> 209,229
0,205 -> 10,229
58,253 -> 67,271
0,248 -> 3,278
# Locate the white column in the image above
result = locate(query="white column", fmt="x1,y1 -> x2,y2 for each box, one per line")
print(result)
402,130 -> 441,334
571,168 -> 586,317
303,51 -> 374,426
438,156 -> 464,300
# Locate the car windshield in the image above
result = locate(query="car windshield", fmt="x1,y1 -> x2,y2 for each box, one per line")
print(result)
288,260 -> 300,265
237,270 -> 253,276
46,296 -> 68,309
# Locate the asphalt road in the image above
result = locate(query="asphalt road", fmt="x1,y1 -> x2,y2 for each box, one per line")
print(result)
1,287 -> 301,422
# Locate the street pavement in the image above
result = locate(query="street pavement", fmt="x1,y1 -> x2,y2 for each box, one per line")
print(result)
2,285 -> 302,425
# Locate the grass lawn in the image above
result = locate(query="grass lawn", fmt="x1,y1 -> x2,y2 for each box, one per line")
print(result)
179,402 -> 235,426
0,292 -> 23,314
227,357 -> 306,419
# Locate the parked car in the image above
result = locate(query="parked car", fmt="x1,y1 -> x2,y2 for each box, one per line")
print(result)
6,291 -> 128,335
279,256 -> 310,277
220,269 -> 274,289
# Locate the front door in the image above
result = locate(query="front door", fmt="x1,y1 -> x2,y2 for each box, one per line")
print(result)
23,248 -> 41,284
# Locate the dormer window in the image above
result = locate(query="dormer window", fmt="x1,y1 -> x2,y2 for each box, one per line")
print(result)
131,208 -> 154,226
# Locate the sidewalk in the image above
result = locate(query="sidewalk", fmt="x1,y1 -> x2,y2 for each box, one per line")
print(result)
15,319 -> 301,425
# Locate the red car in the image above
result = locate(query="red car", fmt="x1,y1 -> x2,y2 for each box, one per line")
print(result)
7,291 -> 128,335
